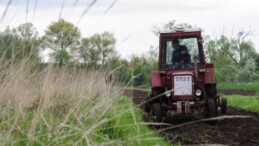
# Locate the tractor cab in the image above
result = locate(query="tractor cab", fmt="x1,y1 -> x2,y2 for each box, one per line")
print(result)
159,30 -> 204,71
145,29 -> 227,122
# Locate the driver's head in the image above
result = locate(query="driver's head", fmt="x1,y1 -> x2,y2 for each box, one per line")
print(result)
172,39 -> 180,49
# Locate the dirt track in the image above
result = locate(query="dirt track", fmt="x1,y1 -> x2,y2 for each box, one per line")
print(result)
123,89 -> 259,146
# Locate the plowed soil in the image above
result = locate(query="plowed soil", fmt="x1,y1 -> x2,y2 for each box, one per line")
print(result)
123,89 -> 259,146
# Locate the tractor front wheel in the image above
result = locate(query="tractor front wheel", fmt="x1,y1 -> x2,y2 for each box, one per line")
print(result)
145,88 -> 164,113
151,103 -> 164,122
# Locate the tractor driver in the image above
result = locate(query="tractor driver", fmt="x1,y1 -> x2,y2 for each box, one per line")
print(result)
171,39 -> 192,69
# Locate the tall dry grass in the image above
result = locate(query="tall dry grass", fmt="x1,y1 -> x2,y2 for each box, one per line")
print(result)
0,59 -> 169,146
0,59 -> 118,145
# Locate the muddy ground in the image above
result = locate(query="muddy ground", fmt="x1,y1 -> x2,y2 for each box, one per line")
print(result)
123,89 -> 259,146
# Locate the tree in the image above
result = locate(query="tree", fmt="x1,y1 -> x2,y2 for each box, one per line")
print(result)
17,22 -> 38,41
205,31 -> 258,82
17,23 -> 40,62
54,49 -> 70,65
0,27 -> 21,61
42,19 -> 81,66
0,23 -> 40,63
79,32 -> 116,67
98,32 -> 116,65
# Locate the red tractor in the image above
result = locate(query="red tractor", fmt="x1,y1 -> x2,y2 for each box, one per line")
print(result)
145,29 -> 227,122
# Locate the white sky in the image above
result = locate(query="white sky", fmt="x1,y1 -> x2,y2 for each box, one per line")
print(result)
0,0 -> 259,59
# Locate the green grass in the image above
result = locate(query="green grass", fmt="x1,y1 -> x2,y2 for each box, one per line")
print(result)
106,96 -> 170,146
124,87 -> 151,92
0,96 -> 169,146
225,95 -> 259,113
218,82 -> 259,94
218,82 -> 259,113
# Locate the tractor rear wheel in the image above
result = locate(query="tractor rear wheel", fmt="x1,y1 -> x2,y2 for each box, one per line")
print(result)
207,98 -> 218,117
221,98 -> 227,114
152,103 -> 164,122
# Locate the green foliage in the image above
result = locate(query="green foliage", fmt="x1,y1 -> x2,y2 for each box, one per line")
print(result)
0,27 -> 21,61
205,32 -> 259,83
0,23 -> 40,64
237,57 -> 257,81
206,36 -> 238,82
125,47 -> 158,87
226,95 -> 259,113
17,22 -> 40,63
17,22 -> 38,41
42,19 -> 81,65
79,32 -> 116,67
54,49 -> 70,66
102,97 -> 169,145
131,57 -> 150,86
0,95 -> 169,145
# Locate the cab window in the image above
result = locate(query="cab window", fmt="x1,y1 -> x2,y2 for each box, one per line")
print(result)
162,37 -> 202,70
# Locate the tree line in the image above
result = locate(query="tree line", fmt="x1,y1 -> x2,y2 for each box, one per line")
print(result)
0,19 -> 258,86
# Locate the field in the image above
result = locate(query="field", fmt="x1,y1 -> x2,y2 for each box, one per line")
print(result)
0,1 -> 259,145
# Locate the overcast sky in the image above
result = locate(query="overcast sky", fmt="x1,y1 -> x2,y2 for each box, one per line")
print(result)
0,0 -> 258,59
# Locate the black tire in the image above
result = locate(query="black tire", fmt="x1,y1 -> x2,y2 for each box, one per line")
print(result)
221,98 -> 227,114
144,88 -> 164,113
207,98 -> 218,117
144,93 -> 153,113
144,101 -> 151,113
152,103 -> 164,122
206,84 -> 217,98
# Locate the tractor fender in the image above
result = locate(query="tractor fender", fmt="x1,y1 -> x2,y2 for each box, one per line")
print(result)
151,71 -> 162,88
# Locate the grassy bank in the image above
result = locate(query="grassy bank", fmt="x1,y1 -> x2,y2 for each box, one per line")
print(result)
0,60 -> 169,146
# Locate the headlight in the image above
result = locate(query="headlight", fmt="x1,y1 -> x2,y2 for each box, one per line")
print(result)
195,89 -> 202,96
165,91 -> 171,97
